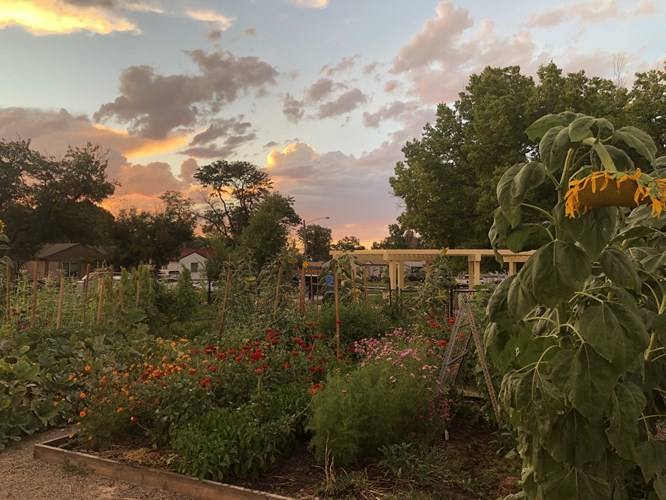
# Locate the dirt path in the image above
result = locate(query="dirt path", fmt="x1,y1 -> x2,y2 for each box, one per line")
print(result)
0,429 -> 190,500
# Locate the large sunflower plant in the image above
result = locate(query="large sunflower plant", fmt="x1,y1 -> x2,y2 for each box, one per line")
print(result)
486,113 -> 666,500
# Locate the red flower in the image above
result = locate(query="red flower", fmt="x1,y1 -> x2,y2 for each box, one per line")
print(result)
200,377 -> 212,387
255,368 -> 264,375
335,320 -> 343,325
448,317 -> 456,324
235,355 -> 243,362
291,351 -> 299,357
215,353 -> 225,359
188,369 -> 196,375
281,361 -> 291,370
250,351 -> 262,361
208,365 -> 217,371
437,340 -> 448,347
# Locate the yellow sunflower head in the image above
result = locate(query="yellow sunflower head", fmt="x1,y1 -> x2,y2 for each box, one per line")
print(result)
565,169 -> 666,218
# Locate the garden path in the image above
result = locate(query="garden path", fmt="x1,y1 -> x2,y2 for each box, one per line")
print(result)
0,428 -> 189,500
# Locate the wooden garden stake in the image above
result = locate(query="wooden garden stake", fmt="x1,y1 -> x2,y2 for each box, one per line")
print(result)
82,264 -> 91,322
334,269 -> 340,358
96,278 -> 104,325
273,263 -> 282,319
351,264 -> 358,304
5,261 -> 10,322
362,266 -> 369,306
219,268 -> 232,337
56,275 -> 65,328
299,264 -> 306,314
30,262 -> 38,327
135,280 -> 141,306
118,283 -> 124,309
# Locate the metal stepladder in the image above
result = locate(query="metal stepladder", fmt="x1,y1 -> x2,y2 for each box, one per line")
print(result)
437,300 -> 502,425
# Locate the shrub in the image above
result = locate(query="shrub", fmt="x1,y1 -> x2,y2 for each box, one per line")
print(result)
314,302 -> 389,345
307,361 -> 429,465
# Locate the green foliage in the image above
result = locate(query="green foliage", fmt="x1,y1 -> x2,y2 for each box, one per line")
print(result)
169,382 -> 306,481
315,301 -> 389,345
172,268 -> 198,322
487,113 -> 666,499
307,362 -> 429,465
391,63 -> 665,248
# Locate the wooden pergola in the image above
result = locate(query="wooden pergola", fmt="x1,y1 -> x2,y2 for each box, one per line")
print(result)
329,249 -> 535,290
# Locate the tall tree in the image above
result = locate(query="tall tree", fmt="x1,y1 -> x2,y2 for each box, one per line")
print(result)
331,235 -> 365,251
0,140 -> 116,261
238,193 -> 300,268
390,63 -> 664,249
371,223 -> 421,249
194,160 -> 272,238
297,223 -> 332,261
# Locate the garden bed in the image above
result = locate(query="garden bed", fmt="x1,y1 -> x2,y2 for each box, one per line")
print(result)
34,417 -> 521,499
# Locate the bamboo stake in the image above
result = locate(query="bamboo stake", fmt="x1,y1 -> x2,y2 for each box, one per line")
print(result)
273,263 -> 282,319
30,262 -> 38,327
334,269 -> 340,358
96,278 -> 104,325
56,275 -> 65,328
362,266 -> 369,306
5,261 -> 10,322
82,264 -> 91,322
351,264 -> 358,304
135,280 -> 141,306
299,265 -> 306,314
118,283 -> 124,310
219,268 -> 232,337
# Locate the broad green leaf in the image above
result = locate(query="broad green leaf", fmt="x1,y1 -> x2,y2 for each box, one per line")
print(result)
512,161 -> 547,199
543,409 -> 608,466
652,155 -> 666,168
489,207 -> 510,258
497,163 -> 524,227
516,366 -> 565,436
549,127 -> 574,174
540,126 -> 565,172
613,126 -> 657,163
507,273 -> 538,321
526,114 -> 569,141
555,201 -> 617,260
541,465 -> 612,500
605,381 -> 646,461
653,312 -> 666,335
600,247 -> 642,292
569,116 -> 596,142
505,224 -> 549,252
525,240 -> 591,308
570,343 -> 619,421
636,440 -> 666,482
549,349 -> 575,396
604,145 -> 634,171
579,303 -> 647,372
487,274 -> 513,328
654,474 -> 666,499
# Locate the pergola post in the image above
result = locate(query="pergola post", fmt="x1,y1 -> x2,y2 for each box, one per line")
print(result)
397,261 -> 405,290
468,254 -> 481,288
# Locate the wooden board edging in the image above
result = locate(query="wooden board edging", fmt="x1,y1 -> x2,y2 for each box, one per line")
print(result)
34,436 -> 294,500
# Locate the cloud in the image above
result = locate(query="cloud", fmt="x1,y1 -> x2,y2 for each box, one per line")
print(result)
186,9 -> 234,31
94,49 -> 278,139
320,55 -> 360,77
264,141 -> 403,244
0,0 -> 137,35
317,88 -> 367,119
528,0 -> 658,28
305,78 -> 338,102
178,117 -> 256,159
362,101 -> 418,128
282,93 -> 305,123
284,0 -> 328,8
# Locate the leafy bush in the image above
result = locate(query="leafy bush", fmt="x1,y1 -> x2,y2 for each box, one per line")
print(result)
170,382 -> 306,481
314,302 -> 389,345
307,361 -> 429,465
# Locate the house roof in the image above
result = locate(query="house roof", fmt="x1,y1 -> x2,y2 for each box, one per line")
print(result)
179,248 -> 214,260
36,243 -> 105,261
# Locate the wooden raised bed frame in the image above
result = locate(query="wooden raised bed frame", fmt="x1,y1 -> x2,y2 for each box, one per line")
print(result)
34,435 -> 293,500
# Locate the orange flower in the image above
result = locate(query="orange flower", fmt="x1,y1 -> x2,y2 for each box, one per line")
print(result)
79,410 -> 86,418
79,392 -> 86,399
84,365 -> 91,371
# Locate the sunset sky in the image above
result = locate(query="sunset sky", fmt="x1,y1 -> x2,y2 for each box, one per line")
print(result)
1,0 -> 664,246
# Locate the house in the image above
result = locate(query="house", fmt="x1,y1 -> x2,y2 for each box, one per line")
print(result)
163,248 -> 214,282
26,243 -> 107,279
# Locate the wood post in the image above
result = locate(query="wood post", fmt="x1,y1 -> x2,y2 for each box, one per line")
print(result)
334,269 -> 340,358
82,264 -> 91,322
219,268 -> 231,337
272,264 -> 282,319
362,266 -> 369,306
299,265 -> 306,314
30,262 -> 38,327
135,280 -> 141,306
5,261 -> 10,322
351,264 -> 357,304
56,275 -> 65,328
96,279 -> 104,325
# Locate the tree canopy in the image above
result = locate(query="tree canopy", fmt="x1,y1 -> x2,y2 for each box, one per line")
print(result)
390,62 -> 666,249
0,139 -> 116,261
297,223 -> 332,261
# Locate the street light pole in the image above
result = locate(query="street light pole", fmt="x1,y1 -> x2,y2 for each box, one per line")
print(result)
302,216 -> 330,261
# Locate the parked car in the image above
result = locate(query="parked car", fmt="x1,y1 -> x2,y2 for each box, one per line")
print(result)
76,271 -> 122,292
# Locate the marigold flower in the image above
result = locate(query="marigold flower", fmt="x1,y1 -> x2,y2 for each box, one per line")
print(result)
53,401 -> 59,407
79,392 -> 86,399
79,410 -> 86,418
84,365 -> 91,371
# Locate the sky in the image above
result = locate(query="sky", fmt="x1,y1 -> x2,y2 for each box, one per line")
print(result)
1,0 -> 664,247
